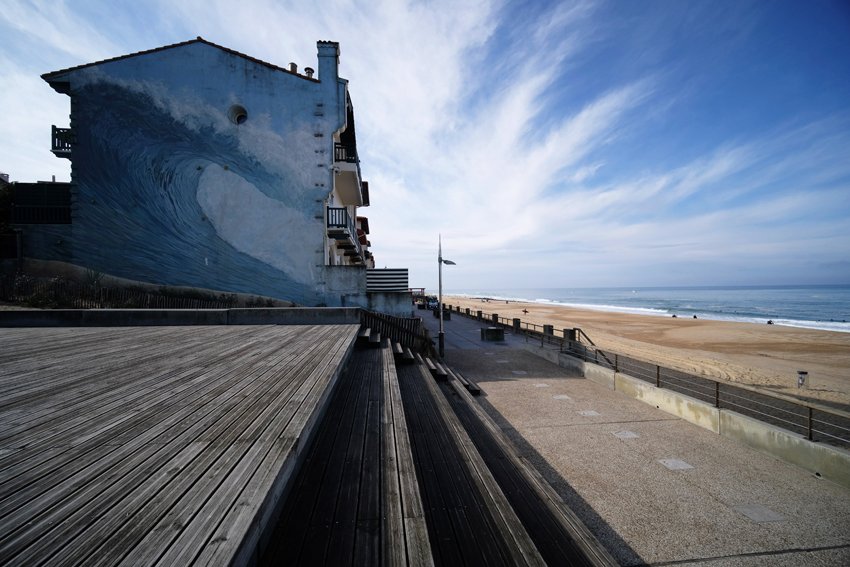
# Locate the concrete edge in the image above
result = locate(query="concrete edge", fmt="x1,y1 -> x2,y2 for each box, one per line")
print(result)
518,344 -> 850,489
719,409 -> 850,488
0,307 -> 362,327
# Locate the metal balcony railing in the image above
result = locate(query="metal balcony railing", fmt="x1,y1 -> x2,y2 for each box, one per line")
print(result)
327,207 -> 362,259
51,126 -> 72,156
333,143 -> 358,163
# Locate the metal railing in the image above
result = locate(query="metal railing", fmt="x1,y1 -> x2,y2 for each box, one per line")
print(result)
333,143 -> 358,163
445,303 -> 850,450
327,206 -> 362,259
51,126 -> 72,154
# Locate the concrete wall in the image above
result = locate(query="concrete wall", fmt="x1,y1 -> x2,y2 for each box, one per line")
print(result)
719,410 -> 850,487
615,373 -> 721,433
38,40 -> 361,307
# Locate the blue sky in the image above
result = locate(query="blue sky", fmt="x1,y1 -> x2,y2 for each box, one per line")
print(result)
2,0 -> 849,292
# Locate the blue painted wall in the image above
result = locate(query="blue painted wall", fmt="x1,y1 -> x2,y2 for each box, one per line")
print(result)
39,41 -> 358,306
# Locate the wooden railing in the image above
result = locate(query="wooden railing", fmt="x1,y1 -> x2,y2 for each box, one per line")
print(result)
360,309 -> 430,353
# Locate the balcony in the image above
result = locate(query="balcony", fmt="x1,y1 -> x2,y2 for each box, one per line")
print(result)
334,143 -> 358,163
333,143 -> 364,206
51,126 -> 72,158
327,207 -> 362,262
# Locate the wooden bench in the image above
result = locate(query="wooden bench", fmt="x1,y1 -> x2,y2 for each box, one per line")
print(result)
381,341 -> 433,566
447,367 -> 481,396
443,368 -> 618,566
401,364 -> 544,565
357,326 -> 371,346
392,342 -> 416,366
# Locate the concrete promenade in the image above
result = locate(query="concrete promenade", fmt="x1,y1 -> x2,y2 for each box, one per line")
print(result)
423,310 -> 850,566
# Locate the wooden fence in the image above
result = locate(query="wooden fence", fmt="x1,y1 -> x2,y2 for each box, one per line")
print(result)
0,276 -> 238,310
360,309 -> 431,353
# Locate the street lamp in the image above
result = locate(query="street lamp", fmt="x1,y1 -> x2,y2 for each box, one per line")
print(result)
438,234 -> 455,358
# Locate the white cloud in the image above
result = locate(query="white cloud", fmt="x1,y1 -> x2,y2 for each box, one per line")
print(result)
1,0 -> 848,289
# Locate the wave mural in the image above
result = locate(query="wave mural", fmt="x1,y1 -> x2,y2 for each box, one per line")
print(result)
59,78 -> 329,305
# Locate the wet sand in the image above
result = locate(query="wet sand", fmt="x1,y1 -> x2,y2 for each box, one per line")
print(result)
444,295 -> 850,409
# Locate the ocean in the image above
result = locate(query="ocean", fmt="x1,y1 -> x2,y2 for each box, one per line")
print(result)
450,285 -> 850,333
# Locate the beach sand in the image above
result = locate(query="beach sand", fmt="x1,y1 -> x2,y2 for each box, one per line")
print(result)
444,295 -> 850,409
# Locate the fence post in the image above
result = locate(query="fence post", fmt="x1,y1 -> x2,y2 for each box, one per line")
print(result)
476,310 -> 482,321
614,354 -> 619,373
491,313 -> 499,326
808,407 -> 814,441
715,382 -> 720,408
656,366 -> 661,388
513,318 -> 521,332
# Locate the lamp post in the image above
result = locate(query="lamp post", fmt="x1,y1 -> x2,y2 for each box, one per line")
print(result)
438,234 -> 455,359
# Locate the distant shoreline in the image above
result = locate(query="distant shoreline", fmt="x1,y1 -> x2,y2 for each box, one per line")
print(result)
445,288 -> 850,334
443,294 -> 850,409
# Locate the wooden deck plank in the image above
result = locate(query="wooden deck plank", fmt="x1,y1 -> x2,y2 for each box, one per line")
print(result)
0,327 -> 298,505
0,326 -> 268,448
1,326 -> 327,565
171,327 -> 358,566
396,364 -> 467,566
0,323 -> 360,567
381,342 -> 433,567
105,326 -> 350,566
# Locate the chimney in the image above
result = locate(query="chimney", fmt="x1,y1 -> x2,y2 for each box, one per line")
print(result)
304,67 -> 315,78
316,41 -> 340,82
289,62 -> 298,74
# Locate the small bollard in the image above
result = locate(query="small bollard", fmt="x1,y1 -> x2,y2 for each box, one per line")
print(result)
513,318 -> 521,332
492,313 -> 499,325
797,370 -> 808,389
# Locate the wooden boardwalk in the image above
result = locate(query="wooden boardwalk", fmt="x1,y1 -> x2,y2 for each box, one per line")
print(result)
0,324 -> 358,566
263,341 -> 431,566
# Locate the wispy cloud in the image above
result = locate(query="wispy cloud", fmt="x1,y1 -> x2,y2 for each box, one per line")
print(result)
1,0 -> 848,287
